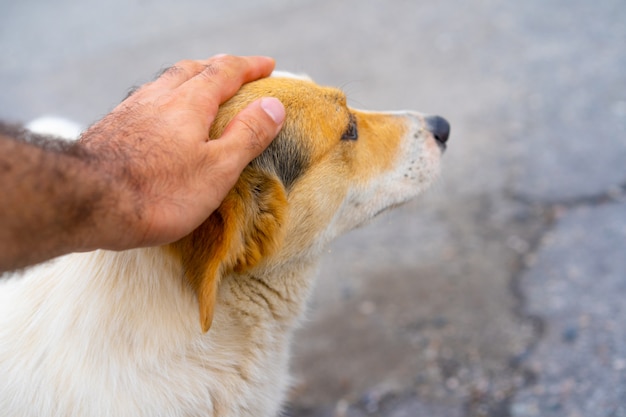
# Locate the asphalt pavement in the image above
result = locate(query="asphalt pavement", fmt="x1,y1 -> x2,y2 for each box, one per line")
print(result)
1,0 -> 625,416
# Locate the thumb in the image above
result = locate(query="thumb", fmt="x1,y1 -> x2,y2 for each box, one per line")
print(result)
216,97 -> 285,167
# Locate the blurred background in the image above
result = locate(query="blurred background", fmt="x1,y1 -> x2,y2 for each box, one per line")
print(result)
1,0 -> 625,416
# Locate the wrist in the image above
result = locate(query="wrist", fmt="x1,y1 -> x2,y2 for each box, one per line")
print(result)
75,138 -> 145,252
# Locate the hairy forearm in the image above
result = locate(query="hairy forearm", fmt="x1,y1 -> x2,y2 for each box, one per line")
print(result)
0,123 -> 120,272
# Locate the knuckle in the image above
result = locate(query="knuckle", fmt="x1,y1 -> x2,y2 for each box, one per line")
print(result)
197,63 -> 221,80
201,56 -> 244,81
158,60 -> 202,80
197,60 -> 239,83
156,66 -> 182,82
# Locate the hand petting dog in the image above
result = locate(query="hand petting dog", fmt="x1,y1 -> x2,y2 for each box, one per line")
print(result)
0,55 -> 285,273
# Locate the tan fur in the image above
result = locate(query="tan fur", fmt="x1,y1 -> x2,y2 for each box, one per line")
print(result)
0,74 -> 445,417
172,171 -> 288,332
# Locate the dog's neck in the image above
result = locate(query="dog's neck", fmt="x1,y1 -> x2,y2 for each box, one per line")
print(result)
32,247 -> 316,352
217,261 -> 317,331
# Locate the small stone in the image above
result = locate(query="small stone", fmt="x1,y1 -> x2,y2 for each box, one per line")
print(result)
445,377 -> 459,390
562,326 -> 579,343
507,235 -> 530,253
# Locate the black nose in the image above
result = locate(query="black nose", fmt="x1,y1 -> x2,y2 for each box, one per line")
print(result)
425,115 -> 450,144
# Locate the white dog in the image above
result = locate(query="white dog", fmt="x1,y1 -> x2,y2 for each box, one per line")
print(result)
0,73 -> 449,417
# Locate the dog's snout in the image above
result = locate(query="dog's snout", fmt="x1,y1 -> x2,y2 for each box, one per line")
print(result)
425,115 -> 450,145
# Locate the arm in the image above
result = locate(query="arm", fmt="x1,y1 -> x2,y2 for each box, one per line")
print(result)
0,55 -> 285,273
0,126 -> 113,271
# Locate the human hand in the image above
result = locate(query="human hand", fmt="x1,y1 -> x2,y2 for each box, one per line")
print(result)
81,54 -> 285,250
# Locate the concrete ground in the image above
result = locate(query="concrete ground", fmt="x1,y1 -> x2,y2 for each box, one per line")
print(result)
1,0 -> 625,416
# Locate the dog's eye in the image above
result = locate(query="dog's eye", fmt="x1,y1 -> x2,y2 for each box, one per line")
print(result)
341,114 -> 358,141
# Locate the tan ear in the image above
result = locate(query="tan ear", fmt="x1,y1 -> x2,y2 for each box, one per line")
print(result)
172,171 -> 287,332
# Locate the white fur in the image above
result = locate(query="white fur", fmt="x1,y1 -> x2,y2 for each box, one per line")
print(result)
26,116 -> 83,140
0,248 -> 312,417
270,70 -> 313,81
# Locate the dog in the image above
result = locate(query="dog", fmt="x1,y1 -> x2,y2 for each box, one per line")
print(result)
0,72 -> 449,417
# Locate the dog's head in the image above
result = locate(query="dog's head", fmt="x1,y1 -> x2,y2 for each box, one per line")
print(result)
172,73 -> 449,332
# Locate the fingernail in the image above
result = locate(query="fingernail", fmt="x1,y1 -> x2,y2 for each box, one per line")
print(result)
261,97 -> 285,125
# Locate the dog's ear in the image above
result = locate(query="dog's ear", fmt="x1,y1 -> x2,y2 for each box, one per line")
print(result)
172,170 -> 287,332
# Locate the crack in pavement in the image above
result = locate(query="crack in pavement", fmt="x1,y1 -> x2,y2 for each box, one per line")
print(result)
494,183 -> 626,417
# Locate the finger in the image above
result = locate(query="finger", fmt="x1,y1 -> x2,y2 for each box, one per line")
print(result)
210,97 -> 285,174
150,59 -> 217,91
113,60 -> 212,109
180,55 -> 276,112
